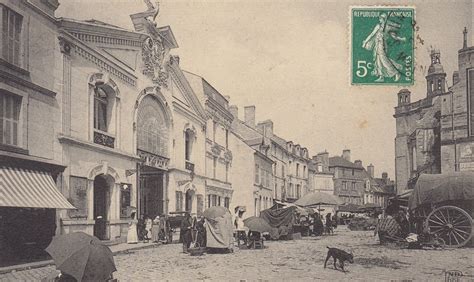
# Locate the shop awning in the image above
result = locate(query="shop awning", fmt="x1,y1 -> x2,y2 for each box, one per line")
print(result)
0,166 -> 75,209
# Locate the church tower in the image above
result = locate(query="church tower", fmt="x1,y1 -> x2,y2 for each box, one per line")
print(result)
397,89 -> 411,106
426,49 -> 447,97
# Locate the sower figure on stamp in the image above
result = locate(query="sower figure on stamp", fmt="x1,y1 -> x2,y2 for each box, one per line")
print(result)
362,13 -> 407,82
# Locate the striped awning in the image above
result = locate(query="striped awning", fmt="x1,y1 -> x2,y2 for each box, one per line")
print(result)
0,166 -> 75,209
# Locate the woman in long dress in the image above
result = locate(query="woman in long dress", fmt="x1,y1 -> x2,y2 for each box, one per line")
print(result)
127,212 -> 138,244
145,216 -> 153,242
152,216 -> 160,243
362,13 -> 406,82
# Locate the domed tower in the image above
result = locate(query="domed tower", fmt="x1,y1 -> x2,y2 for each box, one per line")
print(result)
426,49 -> 447,97
397,89 -> 411,106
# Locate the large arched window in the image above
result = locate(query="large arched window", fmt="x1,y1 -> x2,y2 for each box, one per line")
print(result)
137,95 -> 169,157
94,87 -> 108,132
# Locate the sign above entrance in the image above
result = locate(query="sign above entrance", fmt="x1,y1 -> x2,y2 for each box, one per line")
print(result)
138,150 -> 169,170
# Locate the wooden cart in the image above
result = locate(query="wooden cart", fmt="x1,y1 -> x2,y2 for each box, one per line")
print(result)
409,172 -> 474,248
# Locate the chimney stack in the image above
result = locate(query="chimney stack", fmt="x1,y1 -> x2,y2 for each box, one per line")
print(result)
229,105 -> 238,119
367,164 -> 374,178
257,120 -> 273,137
463,27 -> 468,49
314,151 -> 329,172
354,160 -> 362,167
244,106 -> 256,128
382,172 -> 388,184
342,149 -> 351,162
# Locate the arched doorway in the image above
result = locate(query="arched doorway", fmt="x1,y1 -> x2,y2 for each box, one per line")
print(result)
93,175 -> 111,240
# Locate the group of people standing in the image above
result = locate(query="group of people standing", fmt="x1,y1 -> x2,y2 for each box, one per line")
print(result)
303,212 -> 337,236
127,212 -> 171,244
180,212 -> 207,253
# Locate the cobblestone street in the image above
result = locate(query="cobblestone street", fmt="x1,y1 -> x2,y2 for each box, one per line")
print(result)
1,227 -> 472,281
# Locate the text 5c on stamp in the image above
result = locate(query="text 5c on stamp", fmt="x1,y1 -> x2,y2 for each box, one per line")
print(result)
351,7 -> 415,85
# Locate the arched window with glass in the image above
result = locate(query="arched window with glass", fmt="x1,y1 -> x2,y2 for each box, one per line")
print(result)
94,87 -> 108,132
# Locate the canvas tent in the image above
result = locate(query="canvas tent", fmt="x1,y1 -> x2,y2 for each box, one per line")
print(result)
203,206 -> 234,249
408,171 -> 474,210
259,206 -> 298,239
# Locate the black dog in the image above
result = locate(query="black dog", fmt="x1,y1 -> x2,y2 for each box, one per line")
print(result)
324,247 -> 354,272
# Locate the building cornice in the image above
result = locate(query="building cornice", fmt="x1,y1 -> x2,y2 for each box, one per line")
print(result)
0,150 -> 65,171
58,18 -> 147,45
58,31 -> 138,87
21,0 -> 58,23
58,134 -> 141,161
168,62 -> 208,120
172,101 -> 206,126
0,66 -> 56,97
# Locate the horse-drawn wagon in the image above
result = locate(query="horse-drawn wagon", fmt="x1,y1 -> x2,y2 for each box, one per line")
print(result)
408,171 -> 473,248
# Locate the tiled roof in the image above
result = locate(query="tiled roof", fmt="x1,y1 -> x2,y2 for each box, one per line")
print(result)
270,134 -> 287,149
231,119 -> 262,141
329,156 -> 364,169
244,137 -> 263,147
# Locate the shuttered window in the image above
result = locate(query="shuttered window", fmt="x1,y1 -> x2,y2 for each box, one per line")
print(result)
2,6 -> 22,66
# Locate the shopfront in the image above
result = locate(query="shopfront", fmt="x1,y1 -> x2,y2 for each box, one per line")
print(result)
0,159 -> 74,267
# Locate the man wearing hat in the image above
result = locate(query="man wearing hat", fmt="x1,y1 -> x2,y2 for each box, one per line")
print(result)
180,212 -> 193,253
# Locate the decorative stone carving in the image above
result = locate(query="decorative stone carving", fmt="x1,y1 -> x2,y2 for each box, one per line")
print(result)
211,144 -> 222,156
142,37 -> 168,87
58,37 -> 72,55
224,150 -> 233,162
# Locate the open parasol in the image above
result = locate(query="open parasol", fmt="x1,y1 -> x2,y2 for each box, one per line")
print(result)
294,191 -> 342,207
243,216 -> 272,233
45,232 -> 116,281
203,206 -> 229,220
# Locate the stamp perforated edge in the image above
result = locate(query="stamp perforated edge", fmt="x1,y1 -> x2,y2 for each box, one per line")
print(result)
348,5 -> 416,86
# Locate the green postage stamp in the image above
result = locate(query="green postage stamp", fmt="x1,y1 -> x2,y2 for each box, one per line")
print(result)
351,7 -> 415,85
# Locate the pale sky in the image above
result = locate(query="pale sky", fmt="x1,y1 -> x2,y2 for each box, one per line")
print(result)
57,0 -> 472,177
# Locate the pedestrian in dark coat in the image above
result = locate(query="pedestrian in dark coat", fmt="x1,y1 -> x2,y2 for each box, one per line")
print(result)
313,213 -> 324,236
325,213 -> 333,234
180,212 -> 193,253
195,216 -> 206,247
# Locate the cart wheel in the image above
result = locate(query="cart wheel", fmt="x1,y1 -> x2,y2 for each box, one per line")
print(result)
426,206 -> 473,248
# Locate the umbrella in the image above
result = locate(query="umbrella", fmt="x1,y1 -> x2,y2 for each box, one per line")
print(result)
203,206 -> 229,220
294,191 -> 342,207
45,232 -> 116,281
243,216 -> 272,233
